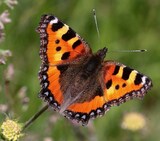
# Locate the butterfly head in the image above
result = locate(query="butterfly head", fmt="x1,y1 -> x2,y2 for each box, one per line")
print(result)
96,47 -> 108,61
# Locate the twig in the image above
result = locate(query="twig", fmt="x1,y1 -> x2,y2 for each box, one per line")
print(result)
22,104 -> 49,131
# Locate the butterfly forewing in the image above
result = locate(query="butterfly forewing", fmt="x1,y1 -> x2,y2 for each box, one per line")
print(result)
103,61 -> 152,106
37,15 -> 91,66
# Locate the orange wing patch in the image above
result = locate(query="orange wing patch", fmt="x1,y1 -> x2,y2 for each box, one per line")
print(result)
103,61 -> 152,106
67,96 -> 105,113
47,66 -> 63,104
38,64 -> 64,111
64,95 -> 110,125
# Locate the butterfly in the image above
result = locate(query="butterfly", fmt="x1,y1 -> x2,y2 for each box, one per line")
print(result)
36,14 -> 152,125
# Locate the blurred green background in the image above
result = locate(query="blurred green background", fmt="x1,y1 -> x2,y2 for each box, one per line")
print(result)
0,0 -> 160,141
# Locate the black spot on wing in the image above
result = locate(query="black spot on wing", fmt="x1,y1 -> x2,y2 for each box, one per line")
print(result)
48,15 -> 56,21
134,73 -> 143,85
113,66 -> 120,75
52,21 -> 63,32
106,79 -> 112,89
56,46 -> 61,51
61,52 -> 70,60
115,85 -> 119,90
62,27 -> 76,41
72,39 -> 82,49
55,39 -> 60,44
122,67 -> 133,80
122,83 -> 126,87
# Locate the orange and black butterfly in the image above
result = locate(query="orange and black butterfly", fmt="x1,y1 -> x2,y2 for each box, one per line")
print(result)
36,15 -> 152,125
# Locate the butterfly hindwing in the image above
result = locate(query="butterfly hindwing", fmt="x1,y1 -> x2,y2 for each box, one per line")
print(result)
64,95 -> 110,125
39,64 -> 63,111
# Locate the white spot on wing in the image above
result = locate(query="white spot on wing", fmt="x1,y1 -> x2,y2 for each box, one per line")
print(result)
54,102 -> 57,107
44,91 -> 49,96
44,82 -> 48,88
43,75 -> 47,80
97,109 -> 101,114
90,112 -> 94,116
142,76 -> 147,84
75,114 -> 80,118
49,96 -> 53,101
81,115 -> 86,120
43,66 -> 47,71
50,17 -> 58,24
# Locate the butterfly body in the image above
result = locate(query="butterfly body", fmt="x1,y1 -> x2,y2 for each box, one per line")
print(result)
37,15 -> 152,125
55,48 -> 108,114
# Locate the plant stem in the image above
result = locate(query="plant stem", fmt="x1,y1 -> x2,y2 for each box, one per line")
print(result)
22,104 -> 49,131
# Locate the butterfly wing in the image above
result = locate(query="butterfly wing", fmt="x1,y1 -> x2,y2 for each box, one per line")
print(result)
37,15 -> 91,112
62,61 -> 152,125
37,15 -> 91,65
103,61 -> 152,106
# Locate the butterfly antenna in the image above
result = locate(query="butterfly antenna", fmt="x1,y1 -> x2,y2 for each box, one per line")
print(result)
92,9 -> 146,54
93,9 -> 102,48
93,9 -> 100,39
108,49 -> 147,53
